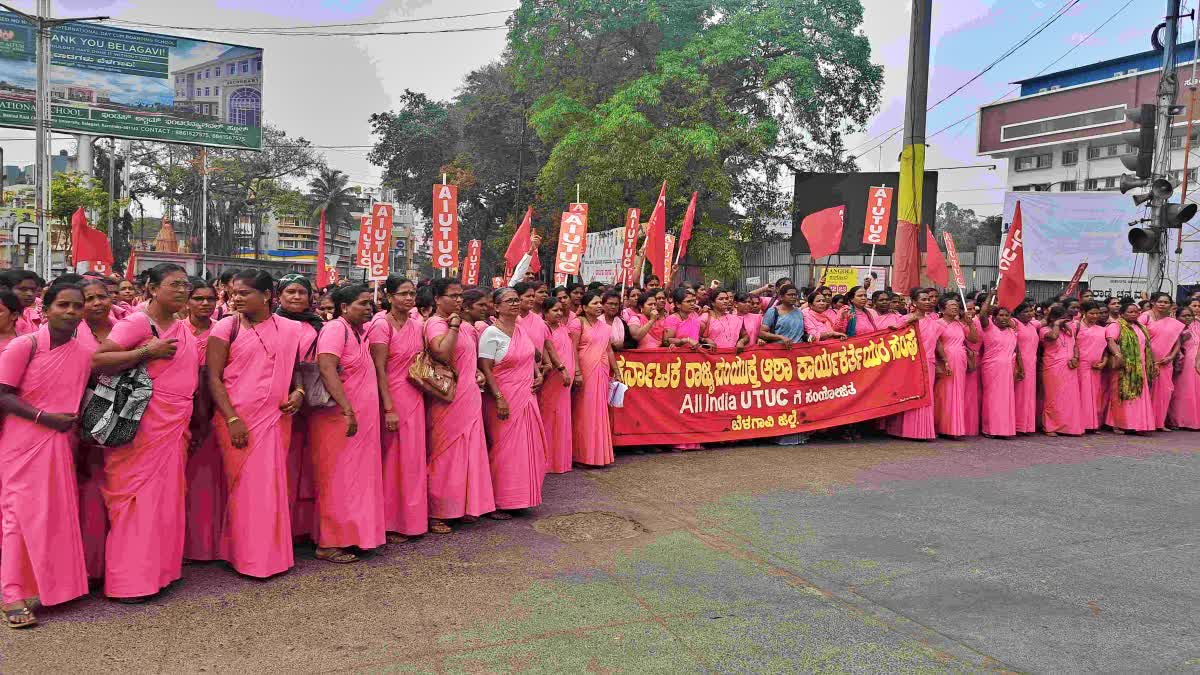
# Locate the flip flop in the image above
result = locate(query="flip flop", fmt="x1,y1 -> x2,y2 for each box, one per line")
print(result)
4,604 -> 37,629
430,521 -> 452,534
315,548 -> 358,564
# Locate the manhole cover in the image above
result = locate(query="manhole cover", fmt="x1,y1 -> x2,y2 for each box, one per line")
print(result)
534,511 -> 645,543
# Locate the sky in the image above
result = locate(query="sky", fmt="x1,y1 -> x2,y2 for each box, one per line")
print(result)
0,0 -> 1181,218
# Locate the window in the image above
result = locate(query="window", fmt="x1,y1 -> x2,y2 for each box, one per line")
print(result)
1125,143 -> 1136,154
1014,153 -> 1052,171
1085,178 -> 1100,190
1087,143 -> 1121,160
1033,183 -> 1052,191
1103,177 -> 1118,190
228,63 -> 236,76
214,87 -> 219,95
1013,185 -> 1030,192
1170,136 -> 1185,149
240,60 -> 249,73
1000,105 -> 1125,142
1062,149 -> 1078,166
1087,146 -> 1100,160
1059,180 -> 1077,192
204,87 -> 210,96
254,57 -> 262,72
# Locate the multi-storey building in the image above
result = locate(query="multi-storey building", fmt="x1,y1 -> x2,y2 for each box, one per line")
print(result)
171,46 -> 263,127
978,41 -> 1199,193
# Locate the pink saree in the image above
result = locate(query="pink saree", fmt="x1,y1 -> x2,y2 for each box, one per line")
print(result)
483,323 -> 547,510
103,313 -> 197,599
934,319 -> 968,437
539,322 -> 576,474
1040,326 -> 1084,435
572,317 -> 614,466
1170,322 -> 1200,429
183,324 -> 223,563
1075,322 -> 1108,431
1142,315 -> 1185,429
0,329 -> 89,606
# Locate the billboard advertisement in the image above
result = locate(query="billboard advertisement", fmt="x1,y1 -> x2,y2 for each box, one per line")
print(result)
580,226 -> 623,285
0,12 -> 263,148
1000,192 -> 1199,281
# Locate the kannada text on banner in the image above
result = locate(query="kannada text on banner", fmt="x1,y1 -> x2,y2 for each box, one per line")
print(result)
612,325 -> 928,446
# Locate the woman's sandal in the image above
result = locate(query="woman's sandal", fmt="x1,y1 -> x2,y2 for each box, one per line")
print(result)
386,533 -> 409,545
4,602 -> 36,629
487,511 -> 513,521
315,548 -> 358,564
430,521 -> 452,535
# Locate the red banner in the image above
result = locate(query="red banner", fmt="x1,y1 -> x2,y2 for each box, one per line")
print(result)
463,239 -> 482,287
1064,262 -> 1088,298
663,233 -> 676,284
943,232 -> 965,290
997,201 -> 1026,311
862,186 -> 893,246
611,325 -> 929,446
554,203 -> 588,280
355,203 -> 392,281
431,183 -> 459,269
619,208 -> 640,287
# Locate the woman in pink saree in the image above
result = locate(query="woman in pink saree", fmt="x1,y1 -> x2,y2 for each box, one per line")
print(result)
426,283 -> 495,534
207,270 -> 308,577
309,285 -> 385,563
1039,305 -> 1084,436
702,290 -> 747,349
627,291 -> 665,349
573,291 -> 623,466
1075,301 -> 1109,432
539,296 -> 577,474
1140,292 -> 1184,430
1104,300 -> 1156,434
0,291 -> 18,563
1012,303 -> 1040,434
1170,306 -> 1200,429
977,295 -> 1023,438
0,283 -> 89,627
275,276 -> 322,542
801,292 -> 848,342
934,296 -> 977,439
479,288 -> 547,515
93,263 -> 198,601
74,278 -> 117,580
886,289 -> 945,441
368,275 -> 428,542
181,280 -> 221,564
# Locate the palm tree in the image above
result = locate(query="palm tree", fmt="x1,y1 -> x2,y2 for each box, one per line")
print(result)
307,166 -> 356,246
306,168 -> 356,281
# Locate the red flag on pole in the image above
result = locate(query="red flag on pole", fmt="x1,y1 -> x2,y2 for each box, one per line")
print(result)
997,201 -> 1027,311
800,205 -> 844,260
316,209 -> 330,289
70,207 -> 114,269
618,208 -> 640,287
505,207 -> 541,275
645,182 -> 668,281
676,191 -> 697,262
923,225 -> 949,287
1064,262 -> 1088,298
463,239 -> 482,286
125,249 -> 137,281
943,232 -> 966,290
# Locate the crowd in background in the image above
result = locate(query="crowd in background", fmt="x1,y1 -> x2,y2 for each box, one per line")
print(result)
0,242 -> 1196,628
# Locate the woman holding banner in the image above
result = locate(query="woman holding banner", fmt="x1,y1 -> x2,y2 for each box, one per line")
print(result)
934,296 -> 977,439
1141,292 -> 1184,431
886,288 -> 944,441
573,291 -> 623,466
762,284 -> 805,344
1039,305 -> 1084,437
702,290 -> 746,349
802,291 -> 846,343
1170,305 -> 1200,429
663,287 -> 703,348
1104,300 -> 1156,435
844,286 -> 876,336
1012,303 -> 1040,434
978,293 -> 1021,438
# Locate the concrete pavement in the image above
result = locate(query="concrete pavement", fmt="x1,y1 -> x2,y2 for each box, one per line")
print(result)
0,431 -> 1195,673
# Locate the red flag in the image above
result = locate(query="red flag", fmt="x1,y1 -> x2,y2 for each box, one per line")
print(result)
70,207 -> 114,267
1064,262 -> 1088,298
125,249 -> 137,281
924,224 -> 948,287
800,205 -> 844,260
505,207 -> 541,275
677,191 -> 697,262
645,182 -> 667,281
316,209 -> 330,289
997,201 -> 1026,311
463,239 -> 482,286
943,232 -> 966,290
862,186 -> 894,245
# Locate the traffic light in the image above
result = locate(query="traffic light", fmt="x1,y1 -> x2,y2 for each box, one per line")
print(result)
1120,103 -> 1157,179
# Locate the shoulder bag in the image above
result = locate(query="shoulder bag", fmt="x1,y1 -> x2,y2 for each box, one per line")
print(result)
408,319 -> 457,403
80,314 -> 157,447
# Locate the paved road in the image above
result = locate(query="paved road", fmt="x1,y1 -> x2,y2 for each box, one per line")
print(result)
1,432 -> 1196,673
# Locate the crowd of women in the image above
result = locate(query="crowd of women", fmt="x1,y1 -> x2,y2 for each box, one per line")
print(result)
0,257 -> 1195,629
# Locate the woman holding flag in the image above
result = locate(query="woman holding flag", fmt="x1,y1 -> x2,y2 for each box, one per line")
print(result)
1039,305 -> 1084,437
978,293 -> 1022,438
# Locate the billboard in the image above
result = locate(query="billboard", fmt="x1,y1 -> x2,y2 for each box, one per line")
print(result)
792,172 -> 939,256
0,12 -> 263,148
580,227 -> 623,284
1000,191 -> 1200,281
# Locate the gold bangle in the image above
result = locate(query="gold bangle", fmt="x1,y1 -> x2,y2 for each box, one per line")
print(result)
227,415 -> 240,424
293,388 -> 306,396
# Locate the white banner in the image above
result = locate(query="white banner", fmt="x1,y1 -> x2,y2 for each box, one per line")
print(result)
580,227 -> 623,284
1001,191 -> 1200,281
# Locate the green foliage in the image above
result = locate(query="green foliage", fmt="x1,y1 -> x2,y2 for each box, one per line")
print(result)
51,171 -> 127,230
934,202 -> 1002,251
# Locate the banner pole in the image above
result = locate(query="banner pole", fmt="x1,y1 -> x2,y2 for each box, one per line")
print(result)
867,244 -> 876,279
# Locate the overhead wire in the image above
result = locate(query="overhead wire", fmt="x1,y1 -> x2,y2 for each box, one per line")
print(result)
106,8 -> 517,32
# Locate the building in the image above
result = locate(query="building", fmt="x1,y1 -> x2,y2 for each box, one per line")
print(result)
171,46 -> 263,127
978,41 -> 1200,192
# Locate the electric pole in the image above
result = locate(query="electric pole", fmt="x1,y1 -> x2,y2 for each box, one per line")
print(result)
891,0 -> 933,293
1148,0 -> 1183,293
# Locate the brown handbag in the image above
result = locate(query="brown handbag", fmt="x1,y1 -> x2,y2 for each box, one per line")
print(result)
408,349 -> 457,403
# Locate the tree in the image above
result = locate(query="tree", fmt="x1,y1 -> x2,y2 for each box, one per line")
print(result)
935,202 -> 1002,251
307,167 -> 357,247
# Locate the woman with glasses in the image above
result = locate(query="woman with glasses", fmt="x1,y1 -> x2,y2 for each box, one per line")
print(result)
206,270 -> 309,577
92,263 -> 198,602
368,275 -> 428,543
478,288 -> 547,517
